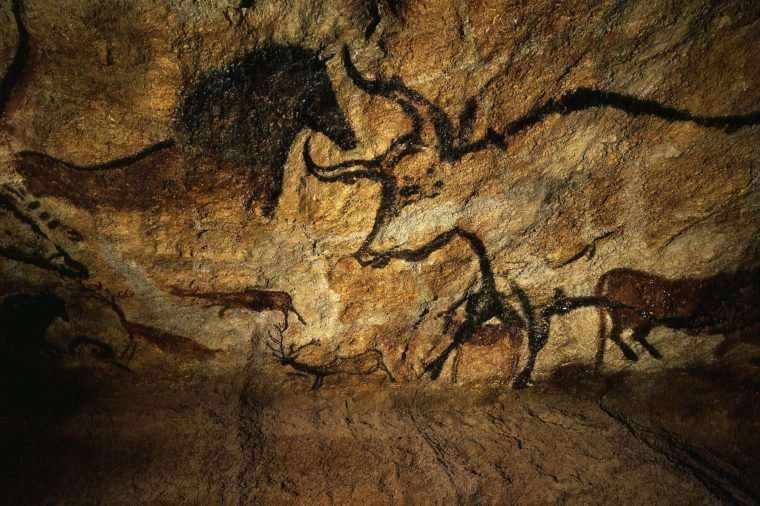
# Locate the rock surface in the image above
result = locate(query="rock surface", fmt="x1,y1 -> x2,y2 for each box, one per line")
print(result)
1,0 -> 759,503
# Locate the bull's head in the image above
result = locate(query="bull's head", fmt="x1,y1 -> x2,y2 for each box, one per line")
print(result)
303,46 -> 502,266
298,50 -> 357,151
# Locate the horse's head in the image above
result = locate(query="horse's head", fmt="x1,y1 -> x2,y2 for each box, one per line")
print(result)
297,51 -> 357,151
178,45 -> 356,158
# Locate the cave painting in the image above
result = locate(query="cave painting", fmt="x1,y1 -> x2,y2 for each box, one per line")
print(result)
595,268 -> 760,367
3,0 -> 760,389
303,45 -> 760,387
0,185 -> 88,279
266,324 -> 394,389
9,14 -> 356,216
169,286 -> 306,331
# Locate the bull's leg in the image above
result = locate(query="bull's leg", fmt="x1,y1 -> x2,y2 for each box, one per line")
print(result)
451,346 -> 462,384
425,340 -> 458,380
631,323 -> 661,359
594,308 -> 609,371
609,317 -> 639,361
512,317 -> 549,390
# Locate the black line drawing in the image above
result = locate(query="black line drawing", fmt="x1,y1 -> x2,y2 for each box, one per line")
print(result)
594,268 -> 760,368
15,42 -> 356,216
265,323 -> 394,389
304,45 -> 760,387
0,185 -> 88,279
509,285 -> 685,388
4,0 -> 760,388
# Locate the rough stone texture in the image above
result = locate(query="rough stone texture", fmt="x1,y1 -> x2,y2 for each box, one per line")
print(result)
1,0 -> 759,503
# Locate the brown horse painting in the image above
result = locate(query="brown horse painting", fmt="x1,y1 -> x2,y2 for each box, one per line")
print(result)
594,267 -> 760,368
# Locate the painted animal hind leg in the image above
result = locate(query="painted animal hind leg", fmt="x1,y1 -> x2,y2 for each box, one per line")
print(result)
608,316 -> 639,362
630,323 -> 662,359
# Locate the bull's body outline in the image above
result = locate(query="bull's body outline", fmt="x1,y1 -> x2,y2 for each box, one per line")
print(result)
304,45 -> 760,387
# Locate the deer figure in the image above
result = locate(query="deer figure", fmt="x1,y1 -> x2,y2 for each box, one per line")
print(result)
169,287 -> 306,331
265,325 -> 395,389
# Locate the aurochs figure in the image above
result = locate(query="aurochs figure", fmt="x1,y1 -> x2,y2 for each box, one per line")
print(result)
594,267 -> 760,367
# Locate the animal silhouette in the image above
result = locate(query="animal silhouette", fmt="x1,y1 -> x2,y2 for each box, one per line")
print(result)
168,286 -> 306,331
266,325 -> 394,389
595,268 -> 760,367
305,46 -> 760,265
7,12 -> 356,216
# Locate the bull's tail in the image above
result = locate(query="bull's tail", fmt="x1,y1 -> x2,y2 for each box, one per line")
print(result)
594,272 -> 611,370
17,139 -> 177,172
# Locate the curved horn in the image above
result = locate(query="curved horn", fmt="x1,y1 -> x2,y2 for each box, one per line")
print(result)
302,138 -> 385,182
302,133 -> 424,183
342,45 -> 429,104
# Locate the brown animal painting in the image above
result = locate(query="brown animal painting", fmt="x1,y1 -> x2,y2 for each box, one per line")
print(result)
594,268 -> 760,368
451,320 -> 524,384
169,287 -> 306,331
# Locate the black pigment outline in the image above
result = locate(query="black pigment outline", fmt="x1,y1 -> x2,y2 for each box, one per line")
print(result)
12,41 -> 356,217
304,44 -> 760,388
266,324 -> 395,389
0,189 -> 89,279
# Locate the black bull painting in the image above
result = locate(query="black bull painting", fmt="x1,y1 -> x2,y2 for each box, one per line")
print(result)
303,45 -> 760,386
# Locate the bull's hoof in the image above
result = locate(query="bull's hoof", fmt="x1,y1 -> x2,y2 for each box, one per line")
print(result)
512,374 -> 533,390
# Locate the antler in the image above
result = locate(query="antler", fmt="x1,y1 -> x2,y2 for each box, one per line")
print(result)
265,323 -> 320,362
265,327 -> 287,360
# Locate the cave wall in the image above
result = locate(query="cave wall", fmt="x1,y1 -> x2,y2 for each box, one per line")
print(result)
1,0 -> 759,387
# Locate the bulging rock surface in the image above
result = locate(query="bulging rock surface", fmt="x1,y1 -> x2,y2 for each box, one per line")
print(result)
1,0 -> 759,503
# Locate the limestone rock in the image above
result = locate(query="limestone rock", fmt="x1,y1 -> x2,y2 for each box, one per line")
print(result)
1,0 -> 759,388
